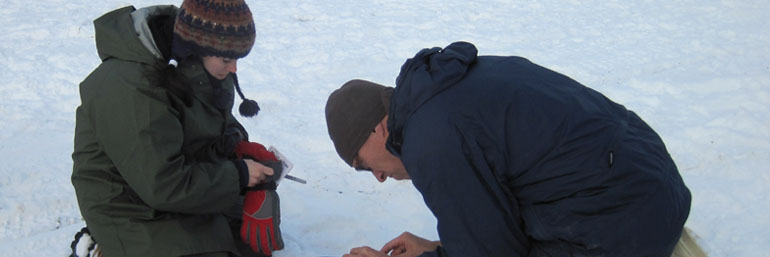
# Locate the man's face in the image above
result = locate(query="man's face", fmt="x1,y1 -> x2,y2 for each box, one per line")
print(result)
353,125 -> 409,183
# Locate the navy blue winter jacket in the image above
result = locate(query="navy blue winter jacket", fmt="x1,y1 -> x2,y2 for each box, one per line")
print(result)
386,42 -> 691,257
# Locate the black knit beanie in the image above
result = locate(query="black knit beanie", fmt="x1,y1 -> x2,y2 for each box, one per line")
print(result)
325,79 -> 394,166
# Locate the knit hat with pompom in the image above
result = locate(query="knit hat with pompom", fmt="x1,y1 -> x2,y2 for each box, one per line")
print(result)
172,0 -> 256,60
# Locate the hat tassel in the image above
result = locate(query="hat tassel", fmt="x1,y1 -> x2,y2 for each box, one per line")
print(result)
233,74 -> 260,117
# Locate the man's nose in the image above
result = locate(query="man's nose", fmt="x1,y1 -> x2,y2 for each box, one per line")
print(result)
372,171 -> 387,183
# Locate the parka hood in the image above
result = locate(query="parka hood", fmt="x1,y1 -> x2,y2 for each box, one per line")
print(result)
93,5 -> 177,65
387,41 -> 478,155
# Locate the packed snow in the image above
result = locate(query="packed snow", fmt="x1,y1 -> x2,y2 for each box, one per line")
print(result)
0,0 -> 768,256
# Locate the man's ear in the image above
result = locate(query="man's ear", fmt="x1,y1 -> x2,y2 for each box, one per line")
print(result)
378,115 -> 389,137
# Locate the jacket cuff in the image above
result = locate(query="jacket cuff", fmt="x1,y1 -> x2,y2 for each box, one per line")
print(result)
233,159 -> 249,193
419,245 -> 447,257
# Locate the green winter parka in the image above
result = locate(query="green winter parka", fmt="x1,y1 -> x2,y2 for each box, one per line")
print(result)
72,5 -> 248,257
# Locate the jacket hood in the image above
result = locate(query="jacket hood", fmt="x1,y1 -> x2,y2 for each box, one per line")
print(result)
93,5 -> 177,65
387,41 -> 478,155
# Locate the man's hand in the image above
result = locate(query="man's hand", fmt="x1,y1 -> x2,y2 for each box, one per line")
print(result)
343,232 -> 440,257
380,232 -> 440,257
343,246 -> 388,257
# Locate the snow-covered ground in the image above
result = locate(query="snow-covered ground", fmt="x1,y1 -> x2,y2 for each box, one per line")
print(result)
1,0 -> 768,256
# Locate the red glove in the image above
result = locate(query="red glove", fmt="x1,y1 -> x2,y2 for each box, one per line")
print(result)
234,141 -> 277,162
234,141 -> 284,256
241,190 -> 283,256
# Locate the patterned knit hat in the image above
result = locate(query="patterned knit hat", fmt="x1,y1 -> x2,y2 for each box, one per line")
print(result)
172,0 -> 256,59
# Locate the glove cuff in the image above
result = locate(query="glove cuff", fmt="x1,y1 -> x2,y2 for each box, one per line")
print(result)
248,181 -> 277,191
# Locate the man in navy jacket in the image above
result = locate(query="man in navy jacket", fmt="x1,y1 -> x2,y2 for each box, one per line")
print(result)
325,42 -> 692,257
